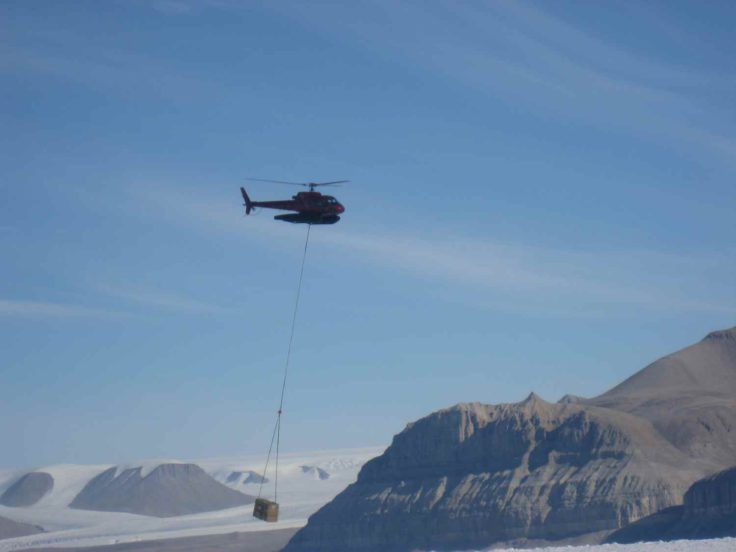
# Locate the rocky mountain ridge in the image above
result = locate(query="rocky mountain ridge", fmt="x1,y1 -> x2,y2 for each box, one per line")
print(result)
284,326 -> 736,552
284,394 -> 703,551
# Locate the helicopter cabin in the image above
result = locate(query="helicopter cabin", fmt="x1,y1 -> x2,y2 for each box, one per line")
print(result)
253,498 -> 279,522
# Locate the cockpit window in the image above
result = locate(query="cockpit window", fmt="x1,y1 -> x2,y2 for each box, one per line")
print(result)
324,197 -> 338,204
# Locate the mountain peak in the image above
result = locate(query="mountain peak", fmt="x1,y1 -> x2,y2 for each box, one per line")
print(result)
703,326 -> 736,342
516,392 -> 554,414
558,394 -> 587,404
519,392 -> 545,405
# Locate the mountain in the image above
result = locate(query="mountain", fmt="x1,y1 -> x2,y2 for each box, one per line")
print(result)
608,464 -> 736,543
557,394 -> 587,405
0,472 -> 53,507
284,327 -> 736,552
225,470 -> 268,486
70,463 -> 254,517
0,449 -> 379,551
589,327 -> 736,469
300,466 -> 330,480
283,394 -> 703,552
0,515 -> 43,540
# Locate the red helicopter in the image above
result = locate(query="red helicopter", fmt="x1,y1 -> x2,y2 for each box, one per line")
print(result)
240,178 -> 347,224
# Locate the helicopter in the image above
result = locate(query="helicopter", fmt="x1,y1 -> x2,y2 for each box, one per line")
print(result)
240,178 -> 347,224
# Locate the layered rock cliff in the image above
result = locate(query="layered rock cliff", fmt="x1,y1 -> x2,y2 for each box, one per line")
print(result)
284,394 -> 702,552
284,327 -> 736,552
608,465 -> 736,543
685,465 -> 736,518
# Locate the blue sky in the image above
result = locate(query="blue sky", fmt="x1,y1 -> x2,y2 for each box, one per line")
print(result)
1,0 -> 735,469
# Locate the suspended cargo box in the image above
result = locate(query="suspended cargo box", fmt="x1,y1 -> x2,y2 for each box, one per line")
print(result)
253,498 -> 279,522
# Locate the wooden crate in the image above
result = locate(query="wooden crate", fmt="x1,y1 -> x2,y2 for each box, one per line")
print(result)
253,497 -> 279,522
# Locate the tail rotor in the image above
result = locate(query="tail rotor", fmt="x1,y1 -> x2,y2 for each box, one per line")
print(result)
240,187 -> 254,215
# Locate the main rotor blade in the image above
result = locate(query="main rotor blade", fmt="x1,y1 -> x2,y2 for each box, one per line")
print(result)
246,178 -> 308,186
309,180 -> 350,186
246,178 -> 350,188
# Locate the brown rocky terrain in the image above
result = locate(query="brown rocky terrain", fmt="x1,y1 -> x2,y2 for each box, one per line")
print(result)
283,327 -> 736,552
589,327 -> 736,469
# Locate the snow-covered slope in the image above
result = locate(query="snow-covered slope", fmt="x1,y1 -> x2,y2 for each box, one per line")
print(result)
490,538 -> 736,552
0,447 -> 382,551
0,515 -> 43,541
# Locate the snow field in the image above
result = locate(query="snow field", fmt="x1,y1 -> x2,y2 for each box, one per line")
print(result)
486,538 -> 736,552
0,447 -> 383,551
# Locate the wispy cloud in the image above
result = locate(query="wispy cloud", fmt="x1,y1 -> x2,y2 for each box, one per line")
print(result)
263,0 -> 736,162
0,299 -> 115,318
7,1 -> 735,159
0,40 -> 226,103
0,288 -> 229,319
99,283 -> 230,314
317,231 -> 736,316
138,186 -> 736,317
0,286 -> 232,320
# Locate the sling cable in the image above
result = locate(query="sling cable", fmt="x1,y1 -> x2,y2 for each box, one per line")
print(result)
253,224 -> 311,523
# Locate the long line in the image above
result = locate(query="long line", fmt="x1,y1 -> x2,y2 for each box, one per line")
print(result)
257,224 -> 312,503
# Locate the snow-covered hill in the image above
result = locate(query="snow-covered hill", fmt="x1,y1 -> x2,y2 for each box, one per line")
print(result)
0,447 -> 383,551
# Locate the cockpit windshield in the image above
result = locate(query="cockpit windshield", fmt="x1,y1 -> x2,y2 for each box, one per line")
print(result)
324,197 -> 338,204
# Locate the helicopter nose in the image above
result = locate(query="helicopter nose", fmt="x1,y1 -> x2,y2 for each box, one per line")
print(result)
337,204 -> 345,213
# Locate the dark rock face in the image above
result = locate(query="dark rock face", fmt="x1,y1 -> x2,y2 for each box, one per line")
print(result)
70,463 -> 254,517
685,465 -> 736,518
605,506 -> 686,544
0,472 -> 54,507
284,395 -> 702,552
0,514 -> 43,540
608,466 -> 736,543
